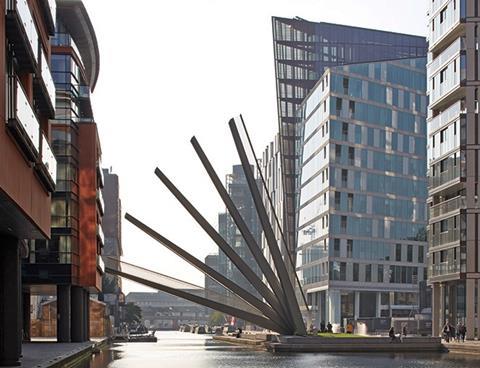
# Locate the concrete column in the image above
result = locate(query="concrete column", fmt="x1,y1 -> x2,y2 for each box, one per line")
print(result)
439,283 -> 445,326
354,291 -> 360,320
22,291 -> 31,342
375,292 -> 382,318
57,285 -> 71,342
432,283 -> 440,337
328,289 -> 341,325
477,280 -> 480,339
466,279 -> 475,340
0,235 -> 21,366
71,286 -> 85,342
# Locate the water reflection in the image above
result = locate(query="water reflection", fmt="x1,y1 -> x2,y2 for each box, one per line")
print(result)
80,331 -> 480,368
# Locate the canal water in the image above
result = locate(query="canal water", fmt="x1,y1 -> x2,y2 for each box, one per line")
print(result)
79,331 -> 480,368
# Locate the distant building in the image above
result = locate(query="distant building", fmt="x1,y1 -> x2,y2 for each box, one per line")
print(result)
426,0 -> 480,339
272,16 -> 428,266
296,56 -> 428,326
217,165 -> 262,298
126,291 -> 208,330
101,168 -> 124,329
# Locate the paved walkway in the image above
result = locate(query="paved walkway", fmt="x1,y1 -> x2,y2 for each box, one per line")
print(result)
5,338 -> 107,368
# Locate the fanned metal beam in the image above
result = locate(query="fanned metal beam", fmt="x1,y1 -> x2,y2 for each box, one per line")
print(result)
105,267 -> 282,333
229,117 -> 306,335
124,212 -> 289,333
190,136 -> 294,329
153,167 -> 291,330
239,115 -> 309,312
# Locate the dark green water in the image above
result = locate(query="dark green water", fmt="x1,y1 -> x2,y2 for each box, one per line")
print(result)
79,331 -> 480,368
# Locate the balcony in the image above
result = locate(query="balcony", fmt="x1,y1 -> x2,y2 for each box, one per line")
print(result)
6,0 -> 39,72
429,196 -> 465,220
430,228 -> 461,247
428,37 -> 464,77
39,0 -> 56,35
34,133 -> 57,192
33,48 -> 56,118
97,224 -> 105,247
428,100 -> 465,133
429,262 -> 460,278
428,165 -> 461,190
96,189 -> 105,216
428,56 -> 465,109
429,0 -> 465,54
6,76 -> 40,161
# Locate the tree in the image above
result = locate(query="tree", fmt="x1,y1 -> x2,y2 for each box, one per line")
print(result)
209,311 -> 226,326
124,302 -> 142,325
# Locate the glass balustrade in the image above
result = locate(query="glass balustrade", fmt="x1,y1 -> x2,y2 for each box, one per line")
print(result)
41,133 -> 57,185
40,50 -> 56,111
97,188 -> 105,215
430,196 -> 465,219
429,0 -> 465,48
428,165 -> 460,189
97,224 -> 105,246
7,0 -> 39,62
428,100 -> 464,133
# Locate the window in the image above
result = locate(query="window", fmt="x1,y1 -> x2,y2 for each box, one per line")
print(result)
324,146 -> 327,158
440,219 -> 448,233
440,6 -> 447,23
440,67 -> 447,83
341,169 -> 348,187
396,244 -> 402,262
323,192 -> 327,205
335,144 -> 342,159
340,262 -> 346,281
334,191 -> 341,209
440,158 -> 447,173
418,245 -> 424,264
333,239 -> 340,257
349,100 -> 355,118
432,135 -> 435,148
323,100 -> 327,112
347,239 -> 353,258
407,244 -> 413,262
342,122 -> 349,140
348,147 -> 355,165
343,77 -> 349,95
365,264 -> 372,282
336,97 -> 342,112
341,216 -> 347,232
378,264 -> 384,283
440,128 -> 447,143
347,193 -> 354,211
353,263 -> 359,281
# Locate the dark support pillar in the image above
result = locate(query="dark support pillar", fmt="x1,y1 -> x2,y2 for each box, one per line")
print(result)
0,235 -> 21,366
85,291 -> 90,341
22,290 -> 31,342
71,286 -> 84,342
57,285 -> 71,342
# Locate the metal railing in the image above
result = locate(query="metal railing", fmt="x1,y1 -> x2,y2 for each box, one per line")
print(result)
430,228 -> 460,247
428,100 -> 465,133
430,196 -> 465,219
429,165 -> 461,189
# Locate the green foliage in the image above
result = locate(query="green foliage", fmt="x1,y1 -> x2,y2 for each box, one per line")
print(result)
124,302 -> 142,324
209,311 -> 226,326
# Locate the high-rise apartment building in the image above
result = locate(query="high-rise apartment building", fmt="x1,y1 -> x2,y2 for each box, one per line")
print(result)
426,0 -> 480,339
0,0 -> 57,364
272,17 -> 428,262
296,57 -> 428,327
101,168 -> 123,330
217,165 -> 262,298
23,0 -> 104,343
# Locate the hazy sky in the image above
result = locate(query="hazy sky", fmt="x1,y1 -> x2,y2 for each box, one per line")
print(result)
82,0 -> 428,294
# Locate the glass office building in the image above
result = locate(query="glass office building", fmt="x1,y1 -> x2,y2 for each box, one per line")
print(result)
296,57 -> 428,327
426,0 -> 480,339
272,17 -> 428,264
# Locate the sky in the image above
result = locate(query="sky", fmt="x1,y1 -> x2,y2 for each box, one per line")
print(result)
82,0 -> 428,294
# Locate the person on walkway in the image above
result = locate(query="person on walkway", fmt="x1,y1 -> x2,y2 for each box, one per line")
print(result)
320,321 -> 326,333
389,327 -> 396,342
442,321 -> 451,343
326,322 -> 333,333
456,322 -> 461,342
459,324 -> 466,342
402,325 -> 407,337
